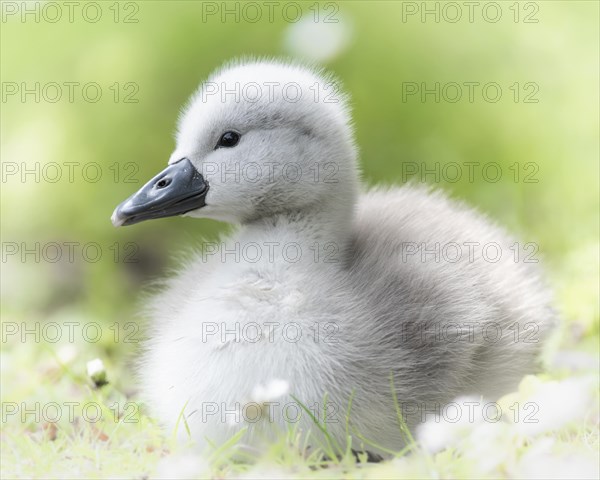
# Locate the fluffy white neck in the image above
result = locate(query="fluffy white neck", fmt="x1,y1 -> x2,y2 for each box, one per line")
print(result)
240,194 -> 356,267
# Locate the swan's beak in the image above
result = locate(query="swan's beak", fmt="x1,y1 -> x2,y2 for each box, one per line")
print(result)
111,158 -> 209,227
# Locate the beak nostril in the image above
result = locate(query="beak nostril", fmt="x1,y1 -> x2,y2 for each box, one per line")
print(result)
156,178 -> 171,189
112,157 -> 207,226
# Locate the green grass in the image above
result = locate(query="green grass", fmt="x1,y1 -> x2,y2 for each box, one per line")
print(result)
1,365 -> 597,479
1,274 -> 598,479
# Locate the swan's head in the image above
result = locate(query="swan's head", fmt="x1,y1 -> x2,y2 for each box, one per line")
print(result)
112,59 -> 358,227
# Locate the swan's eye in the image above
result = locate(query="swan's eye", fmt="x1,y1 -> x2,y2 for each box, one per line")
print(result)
215,131 -> 240,149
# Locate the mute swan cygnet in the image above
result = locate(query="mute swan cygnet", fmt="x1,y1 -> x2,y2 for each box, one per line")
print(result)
112,60 -> 555,456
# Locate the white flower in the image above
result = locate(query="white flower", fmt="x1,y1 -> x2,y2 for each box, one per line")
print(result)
251,379 -> 290,404
512,437 -> 600,479
550,350 -> 598,371
224,380 -> 291,426
513,376 -> 596,436
461,421 -> 511,474
154,452 -> 209,480
417,396 -> 487,453
57,344 -> 77,364
235,466 -> 298,480
86,358 -> 106,385
86,358 -> 104,376
417,419 -> 457,454
283,14 -> 352,63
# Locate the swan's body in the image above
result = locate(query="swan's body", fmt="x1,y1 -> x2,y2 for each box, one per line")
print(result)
112,60 -> 555,455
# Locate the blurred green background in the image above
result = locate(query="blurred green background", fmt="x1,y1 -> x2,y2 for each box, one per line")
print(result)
1,0 -> 598,364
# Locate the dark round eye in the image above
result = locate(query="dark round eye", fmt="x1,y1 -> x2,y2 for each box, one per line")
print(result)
215,131 -> 240,149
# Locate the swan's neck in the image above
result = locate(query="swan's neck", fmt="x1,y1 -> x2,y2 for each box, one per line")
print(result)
239,148 -> 359,262
242,197 -> 356,264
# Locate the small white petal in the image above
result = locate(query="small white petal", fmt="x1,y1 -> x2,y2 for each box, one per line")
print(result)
86,358 -> 107,386
283,14 -> 352,63
514,376 -> 596,436
57,344 -> 77,364
155,452 -> 208,480
86,358 -> 104,377
251,379 -> 290,404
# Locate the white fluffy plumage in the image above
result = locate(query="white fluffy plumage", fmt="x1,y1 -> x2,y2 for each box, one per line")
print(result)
134,59 -> 556,455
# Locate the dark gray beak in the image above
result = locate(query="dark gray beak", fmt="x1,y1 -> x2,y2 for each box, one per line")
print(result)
111,158 -> 209,227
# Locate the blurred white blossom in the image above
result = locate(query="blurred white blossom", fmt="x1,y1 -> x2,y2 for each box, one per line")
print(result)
86,358 -> 107,386
460,421 -> 512,474
417,396 -> 488,453
513,437 -> 600,479
513,376 -> 597,436
251,379 -> 290,404
283,14 -> 352,63
57,344 -> 77,364
154,452 -> 209,480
